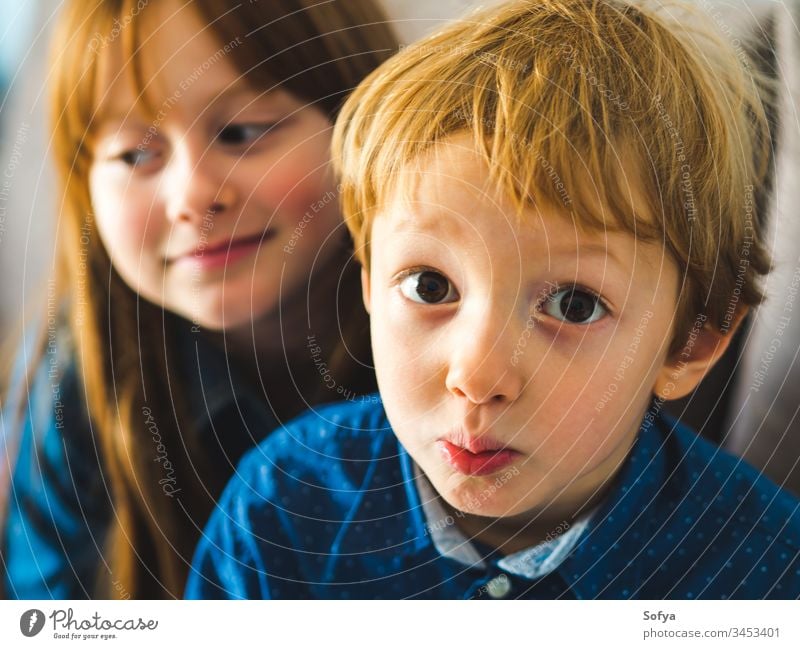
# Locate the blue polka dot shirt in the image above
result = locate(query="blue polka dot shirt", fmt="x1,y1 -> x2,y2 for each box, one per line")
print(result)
186,396 -> 800,599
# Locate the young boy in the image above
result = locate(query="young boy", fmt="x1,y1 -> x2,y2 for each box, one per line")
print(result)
186,0 -> 800,599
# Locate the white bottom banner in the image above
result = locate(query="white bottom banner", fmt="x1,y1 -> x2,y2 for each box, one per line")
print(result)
1,600 -> 798,648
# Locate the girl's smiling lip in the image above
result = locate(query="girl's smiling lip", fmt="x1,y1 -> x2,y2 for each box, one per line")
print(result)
172,230 -> 276,270
436,430 -> 522,477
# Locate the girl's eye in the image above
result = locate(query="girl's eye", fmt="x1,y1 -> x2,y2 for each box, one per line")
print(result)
399,270 -> 459,304
541,287 -> 607,324
217,123 -> 276,146
117,148 -> 160,168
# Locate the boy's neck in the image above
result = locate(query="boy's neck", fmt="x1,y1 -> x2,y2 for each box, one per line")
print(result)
443,493 -> 600,556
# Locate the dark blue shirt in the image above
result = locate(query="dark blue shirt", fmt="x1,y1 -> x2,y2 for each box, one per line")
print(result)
186,396 -> 800,599
2,329 -> 279,599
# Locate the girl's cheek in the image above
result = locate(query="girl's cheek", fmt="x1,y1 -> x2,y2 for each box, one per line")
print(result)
112,197 -> 152,242
91,185 -> 160,259
265,134 -> 335,206
276,160 -> 332,212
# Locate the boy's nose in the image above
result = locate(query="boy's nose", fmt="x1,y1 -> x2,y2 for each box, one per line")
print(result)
444,314 -> 525,405
164,148 -> 236,224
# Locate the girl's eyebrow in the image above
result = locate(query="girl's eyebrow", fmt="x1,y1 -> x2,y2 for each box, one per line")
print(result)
93,94 -> 150,128
92,111 -> 150,133
204,86 -> 280,110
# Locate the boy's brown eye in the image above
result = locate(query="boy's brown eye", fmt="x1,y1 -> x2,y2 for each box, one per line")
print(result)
399,270 -> 458,304
542,287 -> 607,324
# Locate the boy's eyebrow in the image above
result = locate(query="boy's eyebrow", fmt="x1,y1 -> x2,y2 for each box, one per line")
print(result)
389,223 -> 638,285
390,209 -> 634,272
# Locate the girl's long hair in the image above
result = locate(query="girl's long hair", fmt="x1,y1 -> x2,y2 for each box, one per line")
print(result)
9,0 -> 397,598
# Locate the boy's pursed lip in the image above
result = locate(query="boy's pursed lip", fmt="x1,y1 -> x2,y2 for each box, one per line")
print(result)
171,229 -> 275,269
436,431 -> 522,477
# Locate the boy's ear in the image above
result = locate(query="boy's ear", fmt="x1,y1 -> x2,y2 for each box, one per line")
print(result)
653,308 -> 748,401
361,267 -> 371,314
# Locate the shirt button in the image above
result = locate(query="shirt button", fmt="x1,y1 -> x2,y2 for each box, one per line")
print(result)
485,574 -> 511,599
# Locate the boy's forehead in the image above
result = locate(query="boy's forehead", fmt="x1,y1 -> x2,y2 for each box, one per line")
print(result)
374,206 -> 639,277
375,134 -> 651,275
378,135 -> 515,230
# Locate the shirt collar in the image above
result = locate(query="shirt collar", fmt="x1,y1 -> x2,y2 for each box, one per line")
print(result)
414,464 -> 596,580
414,465 -> 488,568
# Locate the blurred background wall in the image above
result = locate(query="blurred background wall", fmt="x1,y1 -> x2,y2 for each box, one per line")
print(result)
0,0 -> 59,338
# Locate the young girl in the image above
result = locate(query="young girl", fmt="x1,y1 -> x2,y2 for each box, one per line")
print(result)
1,0 -> 397,599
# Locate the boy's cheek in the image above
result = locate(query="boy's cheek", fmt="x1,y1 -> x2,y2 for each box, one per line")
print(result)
373,345 -> 436,402
373,297 -> 443,358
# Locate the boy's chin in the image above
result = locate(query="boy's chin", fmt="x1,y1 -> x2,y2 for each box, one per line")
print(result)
437,473 -> 528,519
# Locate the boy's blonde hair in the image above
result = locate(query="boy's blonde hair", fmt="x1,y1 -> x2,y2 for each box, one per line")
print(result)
333,0 -> 771,353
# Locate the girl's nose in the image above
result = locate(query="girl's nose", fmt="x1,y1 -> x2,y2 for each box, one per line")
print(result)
444,309 -> 526,405
164,147 -> 236,224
